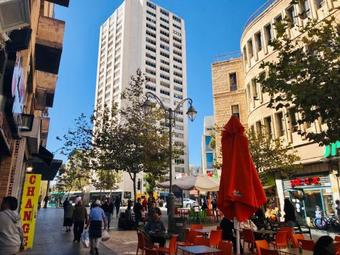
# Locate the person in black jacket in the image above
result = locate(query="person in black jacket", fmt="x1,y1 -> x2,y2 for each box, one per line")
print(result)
133,198 -> 143,226
73,198 -> 88,242
102,199 -> 114,230
220,217 -> 243,254
284,198 -> 296,227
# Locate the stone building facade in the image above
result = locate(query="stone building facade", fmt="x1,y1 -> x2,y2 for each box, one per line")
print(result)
211,57 -> 247,163
0,0 -> 69,203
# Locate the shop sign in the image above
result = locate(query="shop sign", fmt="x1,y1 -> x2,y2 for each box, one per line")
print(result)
324,140 -> 340,158
11,53 -> 26,127
290,176 -> 320,187
20,174 -> 41,249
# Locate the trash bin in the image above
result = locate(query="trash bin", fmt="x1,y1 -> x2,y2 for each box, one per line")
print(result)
169,216 -> 188,241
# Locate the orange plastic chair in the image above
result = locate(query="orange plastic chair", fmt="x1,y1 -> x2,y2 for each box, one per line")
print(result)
299,239 -> 315,251
193,236 -> 210,246
291,233 -> 304,248
335,236 -> 340,242
335,242 -> 340,253
273,230 -> 289,249
218,240 -> 233,255
144,248 -> 159,255
260,248 -> 279,255
190,224 -> 203,230
255,240 -> 269,255
242,229 -> 256,251
280,227 -> 293,242
136,231 -> 146,255
158,234 -> 178,255
209,230 -> 222,248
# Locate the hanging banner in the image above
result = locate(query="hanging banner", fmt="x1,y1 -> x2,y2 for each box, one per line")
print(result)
20,174 -> 41,249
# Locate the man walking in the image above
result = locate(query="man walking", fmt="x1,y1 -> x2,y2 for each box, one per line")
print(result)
133,198 -> 143,226
73,197 -> 88,243
102,199 -> 114,230
114,196 -> 121,218
0,196 -> 24,254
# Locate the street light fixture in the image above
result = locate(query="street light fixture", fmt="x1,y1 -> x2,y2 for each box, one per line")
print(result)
142,91 -> 197,233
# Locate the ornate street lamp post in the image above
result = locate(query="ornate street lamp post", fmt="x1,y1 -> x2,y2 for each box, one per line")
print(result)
142,91 -> 197,232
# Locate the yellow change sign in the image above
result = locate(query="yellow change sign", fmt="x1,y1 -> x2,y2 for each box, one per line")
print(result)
20,174 -> 41,249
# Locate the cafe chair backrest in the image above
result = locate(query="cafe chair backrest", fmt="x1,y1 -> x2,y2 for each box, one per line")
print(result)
168,234 -> 178,255
218,240 -> 232,255
187,230 -> 202,243
144,248 -> 159,255
209,230 -> 222,247
260,248 -> 279,255
335,236 -> 340,242
193,236 -> 210,246
190,224 -> 203,230
299,239 -> 315,251
137,230 -> 145,249
291,233 -> 304,248
275,230 -> 289,248
255,240 -> 269,255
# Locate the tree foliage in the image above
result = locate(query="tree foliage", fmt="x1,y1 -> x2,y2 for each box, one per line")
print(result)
54,151 -> 92,192
248,127 -> 301,186
258,17 -> 340,145
92,170 -> 122,191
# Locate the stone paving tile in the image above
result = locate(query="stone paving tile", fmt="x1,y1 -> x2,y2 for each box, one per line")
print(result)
22,208 -> 116,255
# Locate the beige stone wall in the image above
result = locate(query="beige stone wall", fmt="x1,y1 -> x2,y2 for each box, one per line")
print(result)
240,0 -> 340,163
211,58 -> 247,163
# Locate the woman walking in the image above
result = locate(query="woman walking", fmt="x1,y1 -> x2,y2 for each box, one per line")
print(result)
63,198 -> 74,232
72,197 -> 88,242
88,200 -> 107,255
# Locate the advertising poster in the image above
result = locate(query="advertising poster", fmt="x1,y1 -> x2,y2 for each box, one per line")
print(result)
20,174 -> 41,249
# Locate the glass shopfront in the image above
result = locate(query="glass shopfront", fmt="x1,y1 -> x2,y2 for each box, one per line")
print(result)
283,175 -> 335,222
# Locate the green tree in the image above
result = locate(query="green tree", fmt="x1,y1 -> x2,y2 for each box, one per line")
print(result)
92,170 -> 122,191
116,69 -> 170,200
55,151 -> 91,192
248,127 -> 301,186
258,18 -> 340,145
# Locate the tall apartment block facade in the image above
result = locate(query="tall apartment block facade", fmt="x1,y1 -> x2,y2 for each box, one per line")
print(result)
212,0 -> 339,221
94,0 -> 189,190
0,0 -> 69,203
201,116 -> 214,176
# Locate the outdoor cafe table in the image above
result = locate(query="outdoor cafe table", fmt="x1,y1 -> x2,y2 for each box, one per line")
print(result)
193,229 -> 210,236
277,248 -> 313,255
178,245 -> 222,254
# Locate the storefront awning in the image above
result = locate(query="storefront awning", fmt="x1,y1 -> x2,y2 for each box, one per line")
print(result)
31,159 -> 62,181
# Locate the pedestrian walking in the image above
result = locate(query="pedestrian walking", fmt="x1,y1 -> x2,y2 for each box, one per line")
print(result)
87,200 -> 107,255
43,195 -> 49,209
72,197 -> 88,243
142,196 -> 148,211
335,200 -> 340,219
133,198 -> 143,226
283,198 -> 296,227
114,196 -> 121,218
102,199 -> 114,230
63,198 -> 74,232
0,196 -> 24,255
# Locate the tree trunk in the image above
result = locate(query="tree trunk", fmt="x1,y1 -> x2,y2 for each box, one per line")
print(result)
133,173 -> 137,202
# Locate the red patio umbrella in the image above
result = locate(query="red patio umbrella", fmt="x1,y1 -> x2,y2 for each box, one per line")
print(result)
217,116 -> 267,254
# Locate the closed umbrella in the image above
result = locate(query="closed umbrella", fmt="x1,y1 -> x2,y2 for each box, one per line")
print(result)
217,116 -> 267,254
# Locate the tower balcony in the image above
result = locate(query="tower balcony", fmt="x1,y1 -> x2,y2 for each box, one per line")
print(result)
35,16 -> 65,74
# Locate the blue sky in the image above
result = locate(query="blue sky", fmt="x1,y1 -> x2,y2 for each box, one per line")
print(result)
49,0 -> 266,167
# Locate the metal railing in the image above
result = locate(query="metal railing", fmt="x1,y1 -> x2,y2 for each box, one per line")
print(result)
243,0 -> 278,30
213,51 -> 241,63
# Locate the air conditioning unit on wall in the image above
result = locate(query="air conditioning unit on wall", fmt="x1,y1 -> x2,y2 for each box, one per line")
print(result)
0,0 -> 30,33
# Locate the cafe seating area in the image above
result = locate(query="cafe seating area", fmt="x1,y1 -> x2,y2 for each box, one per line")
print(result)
137,224 -> 340,255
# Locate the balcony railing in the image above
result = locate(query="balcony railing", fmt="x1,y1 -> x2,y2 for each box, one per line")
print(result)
243,0 -> 277,30
213,51 -> 241,63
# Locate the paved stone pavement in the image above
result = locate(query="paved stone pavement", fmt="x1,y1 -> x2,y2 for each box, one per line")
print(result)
22,208 -> 116,255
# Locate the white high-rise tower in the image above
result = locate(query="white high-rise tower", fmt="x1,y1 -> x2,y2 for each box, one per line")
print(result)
94,0 -> 189,193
